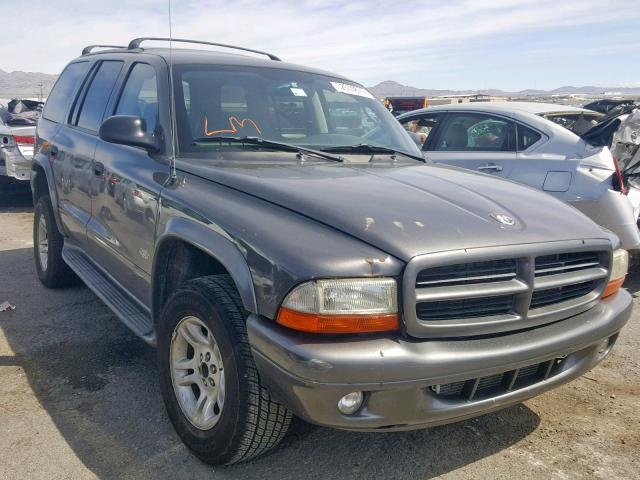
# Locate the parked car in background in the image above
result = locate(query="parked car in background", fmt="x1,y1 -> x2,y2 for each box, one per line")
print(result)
397,102 -> 640,250
583,99 -> 637,115
383,96 -> 429,116
0,99 -> 43,196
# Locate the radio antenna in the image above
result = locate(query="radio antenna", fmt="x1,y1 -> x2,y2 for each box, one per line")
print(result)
167,0 -> 178,183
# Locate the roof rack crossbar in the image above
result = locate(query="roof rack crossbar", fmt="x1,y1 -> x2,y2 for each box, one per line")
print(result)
127,37 -> 282,61
82,45 -> 127,55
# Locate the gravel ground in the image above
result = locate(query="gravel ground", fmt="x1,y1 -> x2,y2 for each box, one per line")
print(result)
0,193 -> 638,479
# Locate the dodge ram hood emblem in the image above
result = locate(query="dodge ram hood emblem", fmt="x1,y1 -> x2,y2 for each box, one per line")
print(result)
491,213 -> 516,226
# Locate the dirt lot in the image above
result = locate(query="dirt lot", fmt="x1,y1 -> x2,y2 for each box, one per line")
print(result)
0,193 -> 639,480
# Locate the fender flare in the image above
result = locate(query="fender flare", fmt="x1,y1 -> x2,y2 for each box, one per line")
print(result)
152,216 -> 258,318
31,155 -> 66,234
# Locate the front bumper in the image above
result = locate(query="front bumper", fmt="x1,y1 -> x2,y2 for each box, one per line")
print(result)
248,289 -> 632,431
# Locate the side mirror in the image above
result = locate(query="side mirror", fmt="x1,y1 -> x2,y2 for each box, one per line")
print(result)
98,115 -> 159,152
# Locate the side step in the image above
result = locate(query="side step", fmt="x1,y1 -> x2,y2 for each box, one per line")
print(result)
62,247 -> 156,346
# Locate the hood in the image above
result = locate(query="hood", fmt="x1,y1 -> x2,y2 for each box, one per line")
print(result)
178,155 -> 609,261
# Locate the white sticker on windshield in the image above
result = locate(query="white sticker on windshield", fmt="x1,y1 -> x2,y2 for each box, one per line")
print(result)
330,82 -> 375,99
290,87 -> 307,97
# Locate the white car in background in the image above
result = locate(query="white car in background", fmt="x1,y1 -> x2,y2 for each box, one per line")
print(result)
0,99 -> 42,195
397,102 -> 640,250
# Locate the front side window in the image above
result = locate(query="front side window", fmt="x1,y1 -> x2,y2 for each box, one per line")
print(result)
115,63 -> 158,133
75,60 -> 123,132
434,113 -> 515,152
174,65 -> 420,159
42,62 -> 89,123
400,114 -> 441,149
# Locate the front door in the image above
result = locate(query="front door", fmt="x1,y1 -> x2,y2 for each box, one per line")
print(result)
87,62 -> 165,304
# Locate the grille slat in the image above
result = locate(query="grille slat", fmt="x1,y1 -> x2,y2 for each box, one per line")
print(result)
530,281 -> 596,309
416,296 -> 513,321
535,252 -> 601,277
416,259 -> 517,287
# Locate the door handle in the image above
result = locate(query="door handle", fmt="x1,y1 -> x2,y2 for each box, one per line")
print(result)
48,145 -> 58,159
94,162 -> 105,177
477,163 -> 503,172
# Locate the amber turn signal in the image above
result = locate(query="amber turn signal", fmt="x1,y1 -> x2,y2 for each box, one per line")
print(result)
277,308 -> 399,334
603,276 -> 625,298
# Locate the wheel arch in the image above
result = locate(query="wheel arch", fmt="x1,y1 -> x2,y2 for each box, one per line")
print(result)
151,218 -> 258,324
31,157 -> 66,234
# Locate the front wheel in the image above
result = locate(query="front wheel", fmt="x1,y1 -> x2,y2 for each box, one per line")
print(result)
157,275 -> 292,465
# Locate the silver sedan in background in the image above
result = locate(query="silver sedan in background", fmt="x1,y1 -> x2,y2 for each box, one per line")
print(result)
397,102 -> 640,250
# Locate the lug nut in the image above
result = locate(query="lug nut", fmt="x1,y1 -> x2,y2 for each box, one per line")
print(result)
210,364 -> 217,374
205,352 -> 211,362
209,378 -> 215,387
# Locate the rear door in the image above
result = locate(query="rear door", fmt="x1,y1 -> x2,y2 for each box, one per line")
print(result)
53,60 -> 124,249
424,111 -> 517,178
38,60 -> 91,246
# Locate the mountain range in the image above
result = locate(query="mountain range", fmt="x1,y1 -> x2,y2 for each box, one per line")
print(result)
367,80 -> 640,98
1,70 -> 639,99
0,69 -> 58,98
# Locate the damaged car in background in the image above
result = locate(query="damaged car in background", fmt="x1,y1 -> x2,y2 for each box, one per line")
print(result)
0,99 -> 43,195
398,102 -> 640,250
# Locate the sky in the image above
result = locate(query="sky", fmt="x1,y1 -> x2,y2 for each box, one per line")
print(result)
2,0 -> 640,91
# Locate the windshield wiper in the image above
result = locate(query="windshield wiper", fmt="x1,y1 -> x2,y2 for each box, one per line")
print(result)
193,136 -> 343,163
321,144 -> 425,162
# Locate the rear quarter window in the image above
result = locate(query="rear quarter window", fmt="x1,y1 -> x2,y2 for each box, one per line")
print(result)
517,124 -> 542,151
42,62 -> 90,123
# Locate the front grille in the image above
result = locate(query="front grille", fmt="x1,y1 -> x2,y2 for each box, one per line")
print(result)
416,295 -> 513,321
415,259 -> 517,287
530,280 -> 596,309
405,244 -> 610,338
430,358 -> 564,401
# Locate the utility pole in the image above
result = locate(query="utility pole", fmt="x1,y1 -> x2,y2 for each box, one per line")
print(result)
39,82 -> 43,101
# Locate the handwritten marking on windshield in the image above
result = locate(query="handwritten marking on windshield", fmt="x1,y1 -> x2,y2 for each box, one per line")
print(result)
204,115 -> 262,136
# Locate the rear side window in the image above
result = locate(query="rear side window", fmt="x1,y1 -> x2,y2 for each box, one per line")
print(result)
115,63 -> 158,133
42,62 -> 89,123
75,61 -> 123,132
517,124 -> 542,151
434,113 -> 515,152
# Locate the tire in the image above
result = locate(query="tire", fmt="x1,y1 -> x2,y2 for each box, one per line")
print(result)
157,275 -> 292,465
33,195 -> 78,288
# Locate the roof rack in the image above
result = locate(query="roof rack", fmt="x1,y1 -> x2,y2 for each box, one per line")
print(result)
127,37 -> 282,61
82,45 -> 127,55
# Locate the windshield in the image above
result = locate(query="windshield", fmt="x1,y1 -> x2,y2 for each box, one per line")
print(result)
173,64 -> 421,159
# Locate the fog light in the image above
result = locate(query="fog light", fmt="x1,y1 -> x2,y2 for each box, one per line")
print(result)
337,392 -> 363,415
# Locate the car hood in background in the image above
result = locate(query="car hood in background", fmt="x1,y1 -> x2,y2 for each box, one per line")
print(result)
179,157 -> 609,261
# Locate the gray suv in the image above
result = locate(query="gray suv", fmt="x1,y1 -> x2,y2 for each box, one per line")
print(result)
31,38 -> 632,465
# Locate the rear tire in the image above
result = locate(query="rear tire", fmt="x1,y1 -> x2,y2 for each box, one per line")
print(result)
33,195 -> 78,288
157,275 -> 292,465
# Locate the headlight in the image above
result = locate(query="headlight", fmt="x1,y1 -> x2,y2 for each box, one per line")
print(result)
277,278 -> 399,334
603,249 -> 628,298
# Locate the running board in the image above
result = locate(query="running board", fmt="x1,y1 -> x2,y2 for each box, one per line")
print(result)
62,247 -> 156,346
